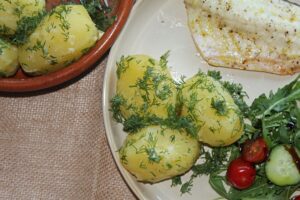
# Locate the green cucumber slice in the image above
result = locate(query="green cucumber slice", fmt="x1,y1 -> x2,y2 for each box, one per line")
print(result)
265,145 -> 300,186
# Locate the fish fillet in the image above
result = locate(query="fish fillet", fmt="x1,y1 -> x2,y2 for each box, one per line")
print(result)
185,0 -> 300,75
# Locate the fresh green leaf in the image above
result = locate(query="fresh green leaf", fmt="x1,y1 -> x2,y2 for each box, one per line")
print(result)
251,75 -> 300,118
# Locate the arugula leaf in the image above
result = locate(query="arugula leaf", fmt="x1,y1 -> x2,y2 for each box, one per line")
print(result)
210,172 -> 300,200
111,55 -> 300,199
250,75 -> 300,147
177,145 -> 240,195
209,174 -> 231,199
175,73 -> 299,199
250,75 -> 300,118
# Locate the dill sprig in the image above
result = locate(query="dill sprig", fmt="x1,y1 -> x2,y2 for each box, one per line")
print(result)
11,11 -> 46,45
80,0 -> 115,31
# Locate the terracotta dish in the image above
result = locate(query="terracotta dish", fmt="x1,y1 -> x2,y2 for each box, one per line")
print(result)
0,0 -> 133,92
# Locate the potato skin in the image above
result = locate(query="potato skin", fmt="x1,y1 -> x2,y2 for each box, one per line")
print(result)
179,72 -> 243,147
19,5 -> 100,75
0,0 -> 45,36
0,39 -> 19,77
115,55 -> 177,119
119,125 -> 200,183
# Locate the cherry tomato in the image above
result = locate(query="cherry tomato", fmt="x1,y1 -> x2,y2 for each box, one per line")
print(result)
242,137 -> 268,164
292,195 -> 300,200
226,157 -> 256,190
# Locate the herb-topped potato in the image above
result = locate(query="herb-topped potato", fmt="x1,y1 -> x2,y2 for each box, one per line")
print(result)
119,125 -> 200,183
178,72 -> 243,147
0,38 -> 18,77
0,0 -> 45,36
111,54 -> 177,121
19,4 -> 101,75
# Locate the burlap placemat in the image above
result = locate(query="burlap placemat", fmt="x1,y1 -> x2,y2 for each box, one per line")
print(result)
0,57 -> 136,200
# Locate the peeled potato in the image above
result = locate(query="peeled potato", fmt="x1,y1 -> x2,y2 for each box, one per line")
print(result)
19,5 -> 100,75
179,72 -> 243,147
113,54 -> 177,120
0,38 -> 19,77
0,0 -> 45,36
119,125 -> 200,183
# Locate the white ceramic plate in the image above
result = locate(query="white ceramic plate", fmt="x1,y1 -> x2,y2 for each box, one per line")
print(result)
103,0 -> 298,199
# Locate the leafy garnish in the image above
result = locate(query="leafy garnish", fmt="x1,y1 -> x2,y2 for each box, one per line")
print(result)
121,105 -> 198,138
211,98 -> 227,116
178,145 -> 240,195
210,171 -> 300,200
159,51 -> 170,70
110,54 -> 300,199
174,72 -> 300,199
80,0 -> 115,31
208,70 -> 249,115
9,11 -> 46,45
250,75 -> 300,148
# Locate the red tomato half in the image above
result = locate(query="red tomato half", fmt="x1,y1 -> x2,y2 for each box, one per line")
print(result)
292,195 -> 300,200
242,137 -> 268,164
226,157 -> 256,190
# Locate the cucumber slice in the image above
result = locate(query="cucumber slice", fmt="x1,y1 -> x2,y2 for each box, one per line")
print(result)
265,145 -> 300,186
295,131 -> 300,151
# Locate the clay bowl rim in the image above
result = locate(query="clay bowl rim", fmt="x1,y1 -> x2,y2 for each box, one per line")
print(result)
0,0 -> 134,93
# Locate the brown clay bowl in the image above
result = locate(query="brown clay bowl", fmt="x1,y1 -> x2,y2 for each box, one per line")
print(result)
0,0 -> 133,92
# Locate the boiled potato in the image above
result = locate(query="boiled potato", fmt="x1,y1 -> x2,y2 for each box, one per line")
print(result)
0,0 -> 45,36
113,54 -> 177,120
19,5 -> 100,75
0,38 -> 19,77
119,125 -> 200,183
179,72 -> 243,147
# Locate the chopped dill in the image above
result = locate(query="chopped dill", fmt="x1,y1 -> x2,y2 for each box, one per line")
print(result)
110,94 -> 126,123
116,56 -> 132,79
171,176 -> 182,187
26,39 -> 58,65
11,11 -> 46,45
159,51 -> 170,69
80,0 -> 115,31
211,98 -> 227,116
207,70 -> 249,115
146,147 -> 161,163
0,39 -> 8,55
50,5 -> 72,41
0,24 -> 11,36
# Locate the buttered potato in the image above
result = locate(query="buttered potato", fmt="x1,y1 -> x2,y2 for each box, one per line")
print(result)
113,54 -> 177,120
0,38 -> 18,77
19,5 -> 101,75
179,72 -> 243,147
119,125 -> 200,183
0,0 -> 45,36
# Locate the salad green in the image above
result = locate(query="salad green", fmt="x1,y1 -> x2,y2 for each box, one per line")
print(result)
173,73 -> 300,200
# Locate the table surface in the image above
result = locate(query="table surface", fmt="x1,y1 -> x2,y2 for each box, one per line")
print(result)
0,56 -> 137,200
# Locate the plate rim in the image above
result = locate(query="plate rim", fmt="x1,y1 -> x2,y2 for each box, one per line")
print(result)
103,0 -> 150,199
103,0 -> 299,199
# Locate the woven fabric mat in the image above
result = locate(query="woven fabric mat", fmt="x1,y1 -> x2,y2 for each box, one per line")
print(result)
0,57 -> 136,200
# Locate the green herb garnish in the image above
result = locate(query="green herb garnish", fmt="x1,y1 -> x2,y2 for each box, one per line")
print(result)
80,0 -> 115,31
11,11 -> 46,45
175,73 -> 300,199
211,98 -> 227,116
